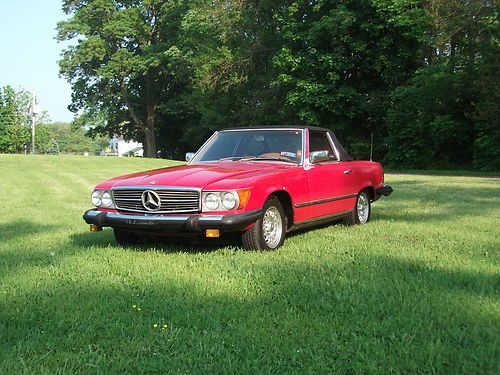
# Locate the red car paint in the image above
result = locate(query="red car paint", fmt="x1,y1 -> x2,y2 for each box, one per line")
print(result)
96,131 -> 383,223
84,126 -> 391,248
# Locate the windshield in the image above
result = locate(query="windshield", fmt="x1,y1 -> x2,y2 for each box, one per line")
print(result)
191,129 -> 303,164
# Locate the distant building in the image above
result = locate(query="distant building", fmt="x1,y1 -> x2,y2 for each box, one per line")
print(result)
108,135 -> 143,157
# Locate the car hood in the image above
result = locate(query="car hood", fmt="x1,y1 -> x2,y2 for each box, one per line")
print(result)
98,162 -> 295,190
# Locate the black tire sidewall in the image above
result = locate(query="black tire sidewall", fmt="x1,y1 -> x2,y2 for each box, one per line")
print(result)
355,191 -> 371,224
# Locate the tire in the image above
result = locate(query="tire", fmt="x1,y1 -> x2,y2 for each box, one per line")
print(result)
113,228 -> 141,246
343,190 -> 371,226
242,196 -> 286,250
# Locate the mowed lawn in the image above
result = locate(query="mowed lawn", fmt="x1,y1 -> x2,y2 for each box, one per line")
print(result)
0,154 -> 498,374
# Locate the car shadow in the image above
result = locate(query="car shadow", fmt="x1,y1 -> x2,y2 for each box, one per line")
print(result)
70,230 -> 242,254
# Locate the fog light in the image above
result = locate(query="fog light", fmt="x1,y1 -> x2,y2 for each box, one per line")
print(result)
90,224 -> 103,232
205,229 -> 220,238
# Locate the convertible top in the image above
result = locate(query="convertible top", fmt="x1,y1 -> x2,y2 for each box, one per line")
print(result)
220,125 -> 353,161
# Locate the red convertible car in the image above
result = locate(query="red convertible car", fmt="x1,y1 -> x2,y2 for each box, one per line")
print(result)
84,126 -> 392,250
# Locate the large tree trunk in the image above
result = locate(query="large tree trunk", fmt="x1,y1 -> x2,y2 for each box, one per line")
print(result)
120,80 -> 158,158
143,104 -> 157,158
143,126 -> 156,158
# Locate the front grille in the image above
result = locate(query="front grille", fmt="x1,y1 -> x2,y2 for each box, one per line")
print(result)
112,188 -> 200,214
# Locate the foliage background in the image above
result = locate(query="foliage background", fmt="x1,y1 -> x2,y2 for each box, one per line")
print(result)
1,0 -> 498,170
0,86 -> 106,155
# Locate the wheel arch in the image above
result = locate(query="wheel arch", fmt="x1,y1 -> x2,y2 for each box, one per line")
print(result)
358,184 -> 375,201
268,190 -> 294,230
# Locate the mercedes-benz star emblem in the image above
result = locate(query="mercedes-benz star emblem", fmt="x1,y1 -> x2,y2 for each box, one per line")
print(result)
141,190 -> 161,211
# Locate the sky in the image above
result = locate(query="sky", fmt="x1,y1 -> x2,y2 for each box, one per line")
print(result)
0,1 -> 73,122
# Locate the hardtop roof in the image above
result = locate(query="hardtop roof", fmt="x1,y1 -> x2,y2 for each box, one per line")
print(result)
218,126 -> 353,161
220,125 -> 330,132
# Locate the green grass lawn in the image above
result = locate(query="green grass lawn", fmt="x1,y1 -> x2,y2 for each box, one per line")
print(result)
0,154 -> 498,374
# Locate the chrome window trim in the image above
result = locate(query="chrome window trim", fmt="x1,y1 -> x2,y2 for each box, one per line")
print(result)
190,128 -> 306,166
305,130 -> 340,166
187,131 -> 218,165
326,132 -> 341,161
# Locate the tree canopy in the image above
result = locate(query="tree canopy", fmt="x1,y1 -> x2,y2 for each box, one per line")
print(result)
57,0 -> 192,157
0,86 -> 32,153
0,85 -> 107,155
56,0 -> 499,170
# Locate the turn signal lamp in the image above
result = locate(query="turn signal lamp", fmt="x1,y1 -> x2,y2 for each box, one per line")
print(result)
90,224 -> 103,232
237,189 -> 251,209
206,229 -> 220,238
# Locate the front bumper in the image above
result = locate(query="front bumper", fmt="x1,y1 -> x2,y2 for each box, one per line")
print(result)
83,209 -> 263,233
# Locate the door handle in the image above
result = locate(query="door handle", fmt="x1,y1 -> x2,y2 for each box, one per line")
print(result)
344,169 -> 352,174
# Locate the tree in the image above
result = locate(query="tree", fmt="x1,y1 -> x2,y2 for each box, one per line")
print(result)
56,0 -> 499,169
266,0 -> 427,158
172,0 -> 321,155
385,0 -> 499,170
57,0 -> 192,157
35,122 -> 109,154
0,86 -> 32,153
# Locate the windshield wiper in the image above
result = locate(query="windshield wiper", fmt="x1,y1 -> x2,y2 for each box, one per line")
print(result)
238,156 -> 297,164
217,156 -> 256,162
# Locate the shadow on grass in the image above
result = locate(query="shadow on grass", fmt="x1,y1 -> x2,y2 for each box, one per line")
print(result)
72,225 -> 349,253
70,230 -> 240,254
0,221 -> 65,278
0,254 -> 497,374
0,220 -> 57,243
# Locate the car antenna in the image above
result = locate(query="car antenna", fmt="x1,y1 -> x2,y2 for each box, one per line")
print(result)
370,133 -> 373,162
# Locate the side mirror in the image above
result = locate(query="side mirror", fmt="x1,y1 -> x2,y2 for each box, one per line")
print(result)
309,150 -> 330,164
185,152 -> 195,162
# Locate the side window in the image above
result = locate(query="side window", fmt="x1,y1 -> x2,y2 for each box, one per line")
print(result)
309,131 -> 336,161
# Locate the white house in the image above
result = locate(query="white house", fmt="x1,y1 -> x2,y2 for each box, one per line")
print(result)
109,135 -> 143,157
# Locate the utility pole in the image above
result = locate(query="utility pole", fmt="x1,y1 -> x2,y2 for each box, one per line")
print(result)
31,91 -> 40,154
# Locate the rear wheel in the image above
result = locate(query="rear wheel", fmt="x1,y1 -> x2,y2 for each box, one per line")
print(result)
242,196 -> 286,250
113,228 -> 140,246
343,190 -> 371,226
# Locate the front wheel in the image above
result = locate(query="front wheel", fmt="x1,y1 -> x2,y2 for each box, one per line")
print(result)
242,196 -> 286,250
343,190 -> 371,225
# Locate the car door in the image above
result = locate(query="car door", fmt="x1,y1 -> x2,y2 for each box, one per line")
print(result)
303,130 -> 357,219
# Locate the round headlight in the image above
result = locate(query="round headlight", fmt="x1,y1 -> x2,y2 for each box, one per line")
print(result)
101,191 -> 113,207
204,193 -> 219,211
222,192 -> 238,210
91,190 -> 102,206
